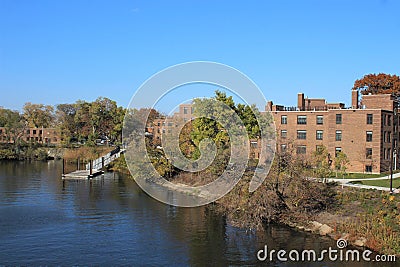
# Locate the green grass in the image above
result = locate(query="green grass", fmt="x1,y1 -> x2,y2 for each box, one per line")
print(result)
353,178 -> 400,188
328,172 -> 382,179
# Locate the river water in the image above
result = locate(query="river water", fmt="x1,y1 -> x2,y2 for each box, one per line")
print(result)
0,161 -> 397,266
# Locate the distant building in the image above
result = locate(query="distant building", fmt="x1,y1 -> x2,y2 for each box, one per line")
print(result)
0,127 -> 60,145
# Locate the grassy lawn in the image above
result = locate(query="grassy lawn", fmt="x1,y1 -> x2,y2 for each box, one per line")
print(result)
351,178 -> 400,188
329,172 -> 382,179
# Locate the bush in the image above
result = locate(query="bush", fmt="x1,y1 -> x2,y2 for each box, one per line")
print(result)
0,149 -> 17,160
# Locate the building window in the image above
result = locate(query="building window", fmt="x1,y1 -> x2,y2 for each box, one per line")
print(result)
316,115 -> 323,125
336,114 -> 342,124
383,131 -> 387,143
280,130 -> 287,139
33,130 -> 37,135
316,145 -> 324,152
365,165 -> 372,173
281,115 -> 287,124
297,130 -> 307,140
388,148 -> 392,161
39,130 -> 42,135
383,114 -> 387,126
366,131 -> 373,142
281,144 -> 287,152
316,130 -> 323,140
183,107 -> 188,114
388,132 -> 392,143
297,115 -> 307,125
366,148 -> 372,159
250,141 -> 258,148
296,145 -> 306,154
388,115 -> 392,126
367,114 -> 373,124
0,129 -> 2,134
335,147 -> 342,157
26,130 -> 30,134
335,130 -> 342,141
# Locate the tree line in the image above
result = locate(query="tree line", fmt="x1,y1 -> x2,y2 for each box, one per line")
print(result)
0,97 -> 125,152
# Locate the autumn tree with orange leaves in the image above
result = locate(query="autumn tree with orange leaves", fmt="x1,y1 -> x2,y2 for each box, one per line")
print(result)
353,73 -> 400,96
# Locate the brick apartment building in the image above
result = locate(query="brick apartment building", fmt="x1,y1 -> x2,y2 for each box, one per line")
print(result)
0,127 -> 60,145
146,91 -> 399,174
270,91 -> 399,173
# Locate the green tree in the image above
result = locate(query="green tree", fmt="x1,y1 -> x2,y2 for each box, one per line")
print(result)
110,106 -> 126,144
311,145 -> 332,179
56,103 -> 77,144
23,102 -> 54,128
335,151 -> 349,178
0,108 -> 27,153
74,100 -> 92,143
90,97 -> 118,139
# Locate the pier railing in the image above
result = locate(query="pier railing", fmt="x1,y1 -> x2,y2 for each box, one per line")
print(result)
85,146 -> 124,170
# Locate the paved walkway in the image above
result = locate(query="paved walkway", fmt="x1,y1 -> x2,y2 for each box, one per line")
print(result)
312,173 -> 400,193
324,172 -> 400,183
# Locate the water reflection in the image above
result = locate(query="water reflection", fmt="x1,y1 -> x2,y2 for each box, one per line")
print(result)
0,161 -> 398,266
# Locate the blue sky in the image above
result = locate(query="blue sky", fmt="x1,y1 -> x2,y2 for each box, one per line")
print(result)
0,0 -> 399,112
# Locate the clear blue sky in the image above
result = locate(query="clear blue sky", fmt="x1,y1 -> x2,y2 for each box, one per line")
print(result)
0,0 -> 399,112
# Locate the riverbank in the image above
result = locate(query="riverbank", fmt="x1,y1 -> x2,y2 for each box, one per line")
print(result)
109,156 -> 400,256
0,144 -> 62,160
0,145 -> 112,162
288,186 -> 400,256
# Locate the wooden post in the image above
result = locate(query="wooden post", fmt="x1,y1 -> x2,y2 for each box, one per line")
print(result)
90,160 -> 93,176
62,158 -> 65,175
77,157 -> 79,171
102,157 -> 105,170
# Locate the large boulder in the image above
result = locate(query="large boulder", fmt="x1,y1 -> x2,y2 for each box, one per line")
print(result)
319,224 -> 333,236
354,237 -> 367,247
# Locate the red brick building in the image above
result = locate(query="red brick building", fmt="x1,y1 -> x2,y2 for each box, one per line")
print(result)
270,91 -> 399,173
0,127 -> 60,145
145,91 -> 399,174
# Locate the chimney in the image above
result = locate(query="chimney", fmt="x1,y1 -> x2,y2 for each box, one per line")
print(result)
351,89 -> 359,109
297,93 -> 305,111
266,101 -> 273,112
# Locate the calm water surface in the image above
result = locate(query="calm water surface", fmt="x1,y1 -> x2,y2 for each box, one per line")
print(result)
0,161 -> 397,266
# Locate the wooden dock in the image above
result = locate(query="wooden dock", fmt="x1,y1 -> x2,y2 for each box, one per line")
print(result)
62,169 -> 104,179
62,146 -> 124,180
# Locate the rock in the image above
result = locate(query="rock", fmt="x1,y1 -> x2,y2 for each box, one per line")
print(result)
297,226 -> 304,230
310,221 -> 323,232
354,237 -> 367,247
319,224 -> 333,236
341,233 -> 350,240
